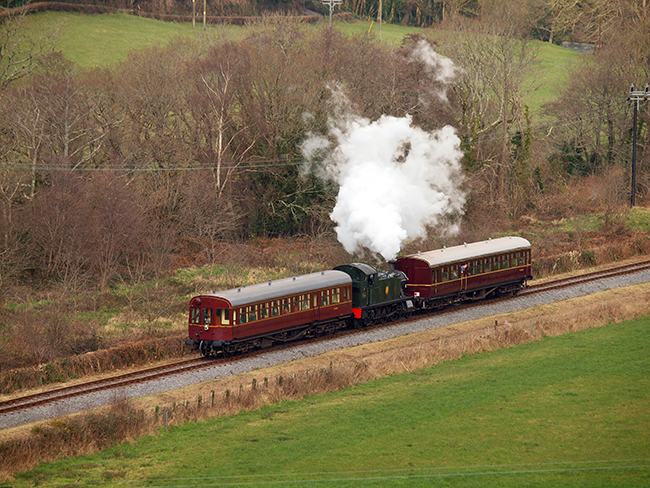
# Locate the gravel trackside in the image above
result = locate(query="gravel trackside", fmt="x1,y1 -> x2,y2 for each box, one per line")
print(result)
2,268 -> 650,431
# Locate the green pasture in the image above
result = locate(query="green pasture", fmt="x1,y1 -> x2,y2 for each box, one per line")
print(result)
525,40 -> 586,119
23,11 -> 245,67
19,12 -> 585,119
12,315 -> 650,487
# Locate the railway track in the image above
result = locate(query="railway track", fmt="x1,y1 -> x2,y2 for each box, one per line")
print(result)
0,357 -> 215,416
522,259 -> 650,295
2,258 -> 649,420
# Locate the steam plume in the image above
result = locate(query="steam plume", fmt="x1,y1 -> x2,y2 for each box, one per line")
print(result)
301,46 -> 465,261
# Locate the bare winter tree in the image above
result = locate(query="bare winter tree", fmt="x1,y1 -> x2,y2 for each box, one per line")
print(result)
0,11 -> 60,93
442,12 -> 537,212
539,0 -> 582,44
0,12 -> 58,295
189,41 -> 255,198
33,54 -> 111,170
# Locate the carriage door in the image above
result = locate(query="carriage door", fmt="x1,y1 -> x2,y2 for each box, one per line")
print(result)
313,293 -> 320,321
460,263 -> 469,293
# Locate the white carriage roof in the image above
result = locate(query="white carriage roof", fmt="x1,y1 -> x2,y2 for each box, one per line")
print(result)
198,270 -> 351,308
397,236 -> 531,268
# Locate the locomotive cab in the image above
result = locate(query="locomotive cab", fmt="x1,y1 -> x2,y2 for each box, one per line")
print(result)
334,263 -> 412,325
334,263 -> 376,308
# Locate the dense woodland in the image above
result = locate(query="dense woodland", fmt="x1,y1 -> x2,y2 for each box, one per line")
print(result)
0,3 -> 648,291
0,1 -> 648,368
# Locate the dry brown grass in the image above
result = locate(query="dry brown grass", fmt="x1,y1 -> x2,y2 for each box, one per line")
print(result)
0,332 -> 192,396
1,280 -> 649,480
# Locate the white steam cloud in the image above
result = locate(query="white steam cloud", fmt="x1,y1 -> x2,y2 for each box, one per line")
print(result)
301,45 -> 465,261
409,39 -> 460,85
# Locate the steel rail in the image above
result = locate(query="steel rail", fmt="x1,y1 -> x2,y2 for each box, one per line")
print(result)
0,357 -> 213,416
2,258 -> 649,418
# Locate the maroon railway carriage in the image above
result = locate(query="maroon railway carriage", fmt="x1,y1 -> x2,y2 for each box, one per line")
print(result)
186,270 -> 353,356
393,236 -> 532,309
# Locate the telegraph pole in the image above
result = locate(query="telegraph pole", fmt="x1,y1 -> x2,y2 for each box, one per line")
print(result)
628,84 -> 650,207
321,0 -> 342,26
378,0 -> 382,40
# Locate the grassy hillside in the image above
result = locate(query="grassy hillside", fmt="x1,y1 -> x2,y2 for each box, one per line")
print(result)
10,315 -> 650,487
27,12 -> 415,67
21,10 -> 583,126
24,11 -> 242,67
28,12 -> 584,105
525,39 -> 586,118
20,12 -> 585,121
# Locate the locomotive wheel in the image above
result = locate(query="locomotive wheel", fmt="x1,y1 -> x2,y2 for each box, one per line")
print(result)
367,309 -> 376,326
379,307 -> 389,324
199,341 -> 212,358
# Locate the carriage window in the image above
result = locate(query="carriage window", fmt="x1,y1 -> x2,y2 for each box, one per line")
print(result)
272,301 -> 280,317
451,268 -> 458,280
239,307 -> 248,324
221,309 -> 230,325
249,306 -> 258,322
441,271 -> 449,282
332,288 -> 340,304
343,287 -> 350,301
302,294 -> 311,310
283,298 -> 291,314
260,303 -> 268,319
190,307 -> 201,324
322,290 -> 329,306
203,308 -> 212,326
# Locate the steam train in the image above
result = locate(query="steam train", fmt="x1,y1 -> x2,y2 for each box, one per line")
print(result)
186,236 -> 532,357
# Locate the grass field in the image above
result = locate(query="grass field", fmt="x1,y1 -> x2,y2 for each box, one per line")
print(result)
18,11 -> 584,120
524,39 -> 585,118
10,315 -> 650,487
26,12 -> 422,68
24,11 -> 244,67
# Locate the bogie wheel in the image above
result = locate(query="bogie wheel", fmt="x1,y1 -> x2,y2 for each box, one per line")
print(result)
200,342 -> 211,358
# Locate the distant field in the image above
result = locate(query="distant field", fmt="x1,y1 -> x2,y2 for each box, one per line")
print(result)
21,12 -> 583,116
24,11 -> 244,67
12,316 -> 650,487
525,39 -> 586,117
